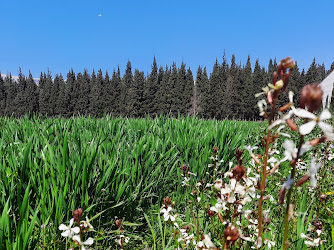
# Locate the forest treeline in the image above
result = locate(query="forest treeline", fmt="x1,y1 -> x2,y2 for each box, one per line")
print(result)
0,55 -> 333,120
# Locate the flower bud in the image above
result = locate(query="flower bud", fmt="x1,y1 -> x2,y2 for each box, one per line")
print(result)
223,225 -> 240,242
279,187 -> 286,204
232,165 -> 246,181
72,208 -> 83,224
300,83 -> 323,112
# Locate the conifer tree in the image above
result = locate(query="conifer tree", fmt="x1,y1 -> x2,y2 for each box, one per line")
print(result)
305,58 -> 318,84
0,73 -> 5,116
89,69 -> 104,117
209,59 -> 224,119
5,74 -> 17,116
168,63 -> 179,116
184,67 -> 194,115
143,56 -> 158,116
240,55 -> 253,120
14,68 -> 28,117
224,55 -> 238,119
133,69 -> 145,117
154,65 -> 170,115
153,66 -> 166,115
76,69 -> 91,115
121,61 -> 135,117
65,69 -> 76,117
56,74 -> 67,116
252,59 -> 265,119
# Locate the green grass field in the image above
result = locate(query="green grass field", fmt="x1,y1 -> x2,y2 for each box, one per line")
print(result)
0,115 -> 333,249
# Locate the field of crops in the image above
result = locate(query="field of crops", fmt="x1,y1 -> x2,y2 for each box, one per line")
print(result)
0,115 -> 263,249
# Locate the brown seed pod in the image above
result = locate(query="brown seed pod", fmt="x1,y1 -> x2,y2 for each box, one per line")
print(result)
300,83 -> 323,112
224,225 -> 240,242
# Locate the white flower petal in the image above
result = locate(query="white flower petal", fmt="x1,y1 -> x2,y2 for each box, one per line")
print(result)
72,227 -> 80,234
83,237 -> 94,245
61,230 -> 72,237
73,235 -> 81,243
319,121 -> 333,134
58,224 -> 69,231
299,121 -> 317,135
293,108 -> 316,119
69,218 -> 74,227
319,109 -> 331,120
289,91 -> 294,103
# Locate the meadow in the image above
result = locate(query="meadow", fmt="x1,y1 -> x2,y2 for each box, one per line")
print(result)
0,115 -> 263,249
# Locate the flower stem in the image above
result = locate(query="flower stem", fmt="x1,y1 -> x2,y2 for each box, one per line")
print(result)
257,91 -> 279,249
282,135 -> 304,249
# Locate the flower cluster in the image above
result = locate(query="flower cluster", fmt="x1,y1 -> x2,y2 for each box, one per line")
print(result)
59,208 -> 94,250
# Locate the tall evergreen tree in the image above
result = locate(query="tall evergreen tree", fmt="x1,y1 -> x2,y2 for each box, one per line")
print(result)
65,69 -> 76,117
4,74 -> 17,116
168,63 -> 179,116
0,73 -> 5,116
305,58 -> 318,84
184,67 -> 194,115
121,61 -> 135,116
76,69 -> 91,115
224,55 -> 238,118
209,59 -> 224,119
142,56 -> 158,116
154,65 -> 170,115
240,55 -> 253,119
56,74 -> 67,116
13,68 -> 28,117
133,69 -> 145,117
89,69 -> 104,117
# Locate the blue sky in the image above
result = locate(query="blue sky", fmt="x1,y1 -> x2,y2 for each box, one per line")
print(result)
1,0 -> 333,78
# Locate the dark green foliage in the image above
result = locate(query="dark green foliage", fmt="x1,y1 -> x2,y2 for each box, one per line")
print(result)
0,56 -> 332,119
89,69 -> 104,117
142,57 -> 158,116
0,74 -> 5,116
240,55 -> 253,120
184,67 -> 194,115
224,55 -> 238,118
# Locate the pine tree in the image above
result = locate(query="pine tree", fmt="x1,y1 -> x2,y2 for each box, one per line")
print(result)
4,74 -> 17,116
89,69 -> 104,117
76,69 -> 91,115
24,71 -> 39,116
168,63 -> 179,116
209,59 -> 224,119
109,67 -> 122,116
133,69 -> 145,117
199,67 -> 210,118
305,58 -> 318,84
252,59 -> 265,119
154,65 -> 170,115
153,66 -> 166,115
64,69 -> 76,117
142,56 -> 158,116
0,73 -> 5,116
56,74 -> 67,116
121,61 -> 135,117
50,74 -> 61,116
240,55 -> 253,120
224,55 -> 238,119
13,68 -> 28,117
184,67 -> 194,115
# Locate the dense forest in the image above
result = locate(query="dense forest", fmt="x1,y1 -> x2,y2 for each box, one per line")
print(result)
0,55 -> 333,120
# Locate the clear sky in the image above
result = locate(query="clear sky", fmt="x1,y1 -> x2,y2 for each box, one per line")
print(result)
1,0 -> 334,78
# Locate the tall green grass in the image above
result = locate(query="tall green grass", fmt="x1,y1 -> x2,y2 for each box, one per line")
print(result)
0,115 -> 261,248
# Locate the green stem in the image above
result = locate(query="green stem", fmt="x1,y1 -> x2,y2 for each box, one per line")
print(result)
282,135 -> 304,250
257,91 -> 279,249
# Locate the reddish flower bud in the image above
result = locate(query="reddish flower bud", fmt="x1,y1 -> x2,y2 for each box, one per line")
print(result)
224,225 -> 240,242
232,165 -> 246,181
116,219 -> 123,229
309,137 -> 326,146
286,118 -> 298,131
213,146 -> 219,153
296,174 -> 310,187
300,83 -> 323,112
72,208 -> 83,224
